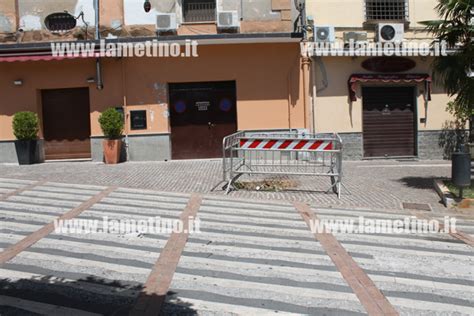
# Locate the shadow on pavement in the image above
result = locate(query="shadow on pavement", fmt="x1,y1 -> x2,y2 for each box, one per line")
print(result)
0,275 -> 197,315
398,176 -> 447,190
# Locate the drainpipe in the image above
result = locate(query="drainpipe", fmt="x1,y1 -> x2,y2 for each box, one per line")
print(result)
310,57 -> 330,132
301,2 -> 307,40
95,0 -> 103,90
14,0 -> 19,33
121,58 -> 130,161
301,56 -> 313,132
311,57 -> 317,133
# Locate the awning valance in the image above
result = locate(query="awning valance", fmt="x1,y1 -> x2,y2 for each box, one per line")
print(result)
0,54 -> 100,63
348,74 -> 432,102
0,55 -> 69,62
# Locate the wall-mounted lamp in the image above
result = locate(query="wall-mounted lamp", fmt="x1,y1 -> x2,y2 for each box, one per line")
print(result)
86,77 -> 96,83
144,0 -> 151,13
13,80 -> 23,86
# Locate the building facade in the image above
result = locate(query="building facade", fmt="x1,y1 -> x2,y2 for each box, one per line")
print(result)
306,0 -> 456,160
0,0 -> 457,163
0,0 -> 307,163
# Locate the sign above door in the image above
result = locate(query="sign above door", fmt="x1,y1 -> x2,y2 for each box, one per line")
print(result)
361,57 -> 416,73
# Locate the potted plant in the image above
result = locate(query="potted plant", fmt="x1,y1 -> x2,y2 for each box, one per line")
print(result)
12,111 -> 40,165
98,108 -> 124,164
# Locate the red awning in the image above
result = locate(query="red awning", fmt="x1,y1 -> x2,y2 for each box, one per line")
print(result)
348,74 -> 432,102
0,54 -> 100,63
0,55 -> 70,62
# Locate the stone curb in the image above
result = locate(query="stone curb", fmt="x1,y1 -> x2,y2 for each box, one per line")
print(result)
433,179 -> 473,209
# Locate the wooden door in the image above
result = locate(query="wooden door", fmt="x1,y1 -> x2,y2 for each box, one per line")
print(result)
169,81 -> 237,159
41,88 -> 91,160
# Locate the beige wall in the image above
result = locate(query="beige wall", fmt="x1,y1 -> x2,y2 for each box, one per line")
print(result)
312,56 -> 454,133
0,43 -> 305,140
306,0 -> 439,28
0,0 -> 17,33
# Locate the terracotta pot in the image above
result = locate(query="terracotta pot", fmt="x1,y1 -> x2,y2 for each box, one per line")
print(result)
103,139 -> 122,164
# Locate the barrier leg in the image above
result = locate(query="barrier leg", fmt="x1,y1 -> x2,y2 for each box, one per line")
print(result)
225,178 -> 234,194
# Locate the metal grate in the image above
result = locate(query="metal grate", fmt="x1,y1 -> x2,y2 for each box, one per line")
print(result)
365,0 -> 409,21
402,202 -> 432,212
183,0 -> 216,23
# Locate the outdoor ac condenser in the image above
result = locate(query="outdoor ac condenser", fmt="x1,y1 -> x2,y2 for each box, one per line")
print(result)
313,26 -> 336,43
156,13 -> 177,32
376,23 -> 404,42
217,11 -> 240,29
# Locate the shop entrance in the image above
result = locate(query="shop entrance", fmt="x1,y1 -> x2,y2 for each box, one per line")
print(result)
362,86 -> 417,158
169,81 -> 237,159
41,88 -> 91,160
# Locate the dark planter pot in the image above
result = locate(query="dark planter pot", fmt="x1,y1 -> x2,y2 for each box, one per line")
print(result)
14,140 -> 37,165
451,151 -> 471,188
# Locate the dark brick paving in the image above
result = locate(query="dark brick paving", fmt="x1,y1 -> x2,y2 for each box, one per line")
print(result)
0,159 -> 452,211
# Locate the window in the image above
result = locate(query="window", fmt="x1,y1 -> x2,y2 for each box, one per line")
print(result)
183,0 -> 216,23
365,0 -> 408,22
44,12 -> 77,32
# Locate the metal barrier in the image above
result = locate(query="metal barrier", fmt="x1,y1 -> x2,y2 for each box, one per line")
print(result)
222,130 -> 344,198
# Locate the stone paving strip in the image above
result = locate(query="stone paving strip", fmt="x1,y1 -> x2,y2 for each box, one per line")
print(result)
0,182 -> 105,251
0,159 -> 452,211
0,179 -> 473,315
0,183 -> 115,264
411,211 -> 474,246
295,202 -> 399,316
130,194 -> 202,315
0,178 -> 44,201
314,208 -> 474,315
164,198 -> 367,315
0,186 -> 192,315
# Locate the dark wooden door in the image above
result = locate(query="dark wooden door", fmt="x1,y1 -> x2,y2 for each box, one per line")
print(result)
362,87 -> 416,158
169,81 -> 237,159
41,88 -> 91,160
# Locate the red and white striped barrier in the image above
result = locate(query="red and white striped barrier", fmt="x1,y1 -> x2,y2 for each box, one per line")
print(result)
239,138 -> 334,151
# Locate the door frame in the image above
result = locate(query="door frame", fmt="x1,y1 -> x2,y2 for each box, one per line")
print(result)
167,80 -> 238,159
39,87 -> 92,160
361,84 -> 419,159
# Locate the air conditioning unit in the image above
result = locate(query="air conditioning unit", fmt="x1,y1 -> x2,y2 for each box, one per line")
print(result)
376,23 -> 404,42
343,31 -> 368,44
217,11 -> 239,29
156,13 -> 177,32
313,26 -> 335,43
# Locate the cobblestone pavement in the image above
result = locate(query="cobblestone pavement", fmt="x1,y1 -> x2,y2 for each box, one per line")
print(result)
0,159 -> 453,211
0,179 -> 473,315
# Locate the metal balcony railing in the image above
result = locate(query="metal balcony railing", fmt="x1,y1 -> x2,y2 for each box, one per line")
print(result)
183,1 -> 216,23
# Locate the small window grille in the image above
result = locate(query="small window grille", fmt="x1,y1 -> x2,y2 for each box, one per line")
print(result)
44,13 -> 77,32
183,0 -> 216,23
365,0 -> 409,21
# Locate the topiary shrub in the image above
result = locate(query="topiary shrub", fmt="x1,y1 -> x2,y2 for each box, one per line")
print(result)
98,108 -> 124,139
12,111 -> 39,141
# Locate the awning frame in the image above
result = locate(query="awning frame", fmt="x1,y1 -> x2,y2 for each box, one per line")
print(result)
348,73 -> 432,102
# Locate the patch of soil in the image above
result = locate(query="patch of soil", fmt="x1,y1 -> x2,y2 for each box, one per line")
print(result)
234,179 -> 299,192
